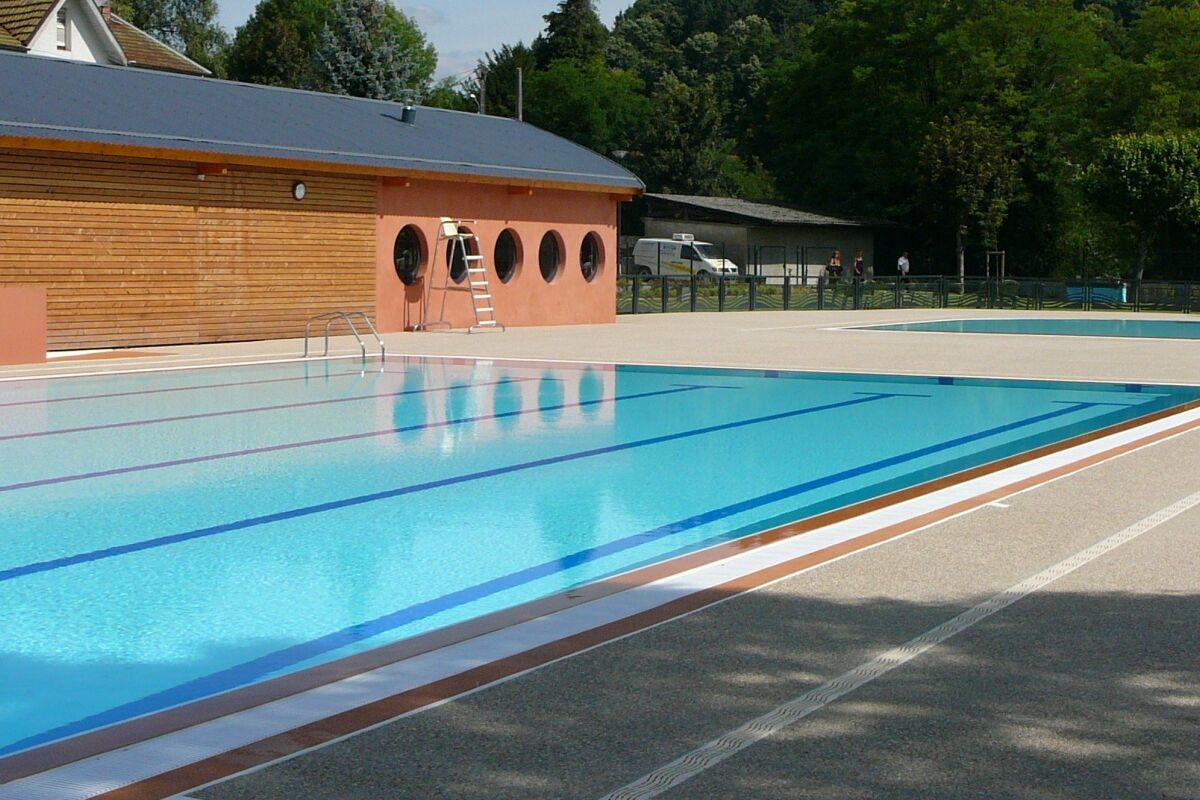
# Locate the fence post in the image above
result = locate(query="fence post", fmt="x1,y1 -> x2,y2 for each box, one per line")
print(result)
749,276 -> 757,310
690,273 -> 697,313
940,276 -> 947,308
718,276 -> 726,312
1187,281 -> 1193,314
631,275 -> 640,314
783,274 -> 791,310
1036,280 -> 1044,311
817,275 -> 825,310
661,276 -> 668,313
1133,280 -> 1140,313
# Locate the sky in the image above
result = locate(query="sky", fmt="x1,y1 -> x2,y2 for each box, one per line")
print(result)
217,1 -> 632,80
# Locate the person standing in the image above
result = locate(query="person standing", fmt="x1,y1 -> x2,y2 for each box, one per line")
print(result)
853,250 -> 865,278
897,251 -> 910,280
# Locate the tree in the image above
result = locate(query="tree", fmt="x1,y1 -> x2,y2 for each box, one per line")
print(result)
109,0 -> 228,74
633,73 -> 733,195
225,0 -> 328,87
534,0 -> 608,66
919,117 -> 1021,281
1087,132 -> 1200,281
468,43 -> 538,118
525,59 -> 650,156
308,0 -> 435,100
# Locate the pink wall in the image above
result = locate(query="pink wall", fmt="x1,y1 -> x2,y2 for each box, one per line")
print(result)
0,287 -> 47,365
375,178 -> 621,332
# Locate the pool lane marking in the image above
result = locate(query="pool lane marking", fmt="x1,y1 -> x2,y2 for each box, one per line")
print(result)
0,391 -> 883,593
2,407 -> 1196,797
0,377 -> 534,442
0,381 -> 727,494
4,398 -> 1116,753
0,366 -> 387,409
600,489 -> 1200,800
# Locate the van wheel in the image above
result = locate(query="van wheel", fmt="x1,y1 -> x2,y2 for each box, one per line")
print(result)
695,270 -> 711,282
636,267 -> 653,277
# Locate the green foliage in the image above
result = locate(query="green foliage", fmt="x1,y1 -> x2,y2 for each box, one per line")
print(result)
309,0 -> 417,100
110,0 -> 228,74
534,0 -> 608,66
631,73 -> 735,195
471,43 -> 539,118
919,117 -> 1021,251
1086,132 -> 1200,277
225,0 -> 327,86
227,0 -> 434,96
525,59 -> 650,156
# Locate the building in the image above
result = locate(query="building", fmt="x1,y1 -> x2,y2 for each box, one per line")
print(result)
641,193 -> 894,281
0,52 -> 642,354
0,0 -> 208,75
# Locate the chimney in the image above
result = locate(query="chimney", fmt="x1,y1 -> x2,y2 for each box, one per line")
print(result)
98,0 -> 111,22
400,103 -> 416,125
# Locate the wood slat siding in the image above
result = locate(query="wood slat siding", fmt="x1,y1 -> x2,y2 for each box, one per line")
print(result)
0,149 -> 377,349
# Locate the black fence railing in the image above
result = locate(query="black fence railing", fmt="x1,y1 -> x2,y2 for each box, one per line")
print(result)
616,275 -> 1198,315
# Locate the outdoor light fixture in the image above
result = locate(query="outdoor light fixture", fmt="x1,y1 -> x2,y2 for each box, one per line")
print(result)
292,181 -> 307,201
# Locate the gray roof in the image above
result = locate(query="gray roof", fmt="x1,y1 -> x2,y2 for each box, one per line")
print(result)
0,51 -> 643,190
646,194 -> 885,227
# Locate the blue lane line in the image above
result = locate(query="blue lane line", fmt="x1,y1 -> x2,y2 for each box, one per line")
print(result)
3,398 -> 1100,756
0,377 -> 532,442
0,381 -> 685,495
0,392 -> 889,585
0,366 -> 384,409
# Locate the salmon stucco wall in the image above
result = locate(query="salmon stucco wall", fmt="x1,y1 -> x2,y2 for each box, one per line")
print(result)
375,178 -> 620,332
0,287 -> 47,365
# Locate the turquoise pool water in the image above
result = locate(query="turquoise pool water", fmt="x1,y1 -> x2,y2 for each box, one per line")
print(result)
1,357 -> 1197,756
860,317 -> 1200,339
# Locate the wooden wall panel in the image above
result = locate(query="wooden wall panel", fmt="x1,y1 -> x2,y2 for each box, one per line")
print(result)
0,149 -> 377,349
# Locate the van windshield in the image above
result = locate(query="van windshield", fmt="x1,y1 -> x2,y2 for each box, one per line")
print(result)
690,244 -> 718,261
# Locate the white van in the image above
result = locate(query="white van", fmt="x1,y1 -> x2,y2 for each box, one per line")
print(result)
632,234 -> 739,278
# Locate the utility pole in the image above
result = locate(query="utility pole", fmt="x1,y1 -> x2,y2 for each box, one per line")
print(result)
516,67 -> 523,121
478,69 -> 487,115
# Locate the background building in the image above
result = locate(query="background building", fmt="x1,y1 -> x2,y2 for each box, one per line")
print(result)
0,52 -> 641,352
637,194 -> 897,281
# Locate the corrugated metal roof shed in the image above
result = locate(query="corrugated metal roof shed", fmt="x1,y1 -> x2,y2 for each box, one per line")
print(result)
646,193 -> 889,228
0,51 -> 644,190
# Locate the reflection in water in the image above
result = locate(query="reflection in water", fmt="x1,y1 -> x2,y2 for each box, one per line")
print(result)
395,368 -> 428,441
578,367 -> 604,417
538,373 -> 565,423
492,374 -> 523,431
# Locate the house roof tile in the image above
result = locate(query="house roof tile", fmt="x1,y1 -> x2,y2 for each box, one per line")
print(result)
0,0 -> 52,43
106,14 -> 207,76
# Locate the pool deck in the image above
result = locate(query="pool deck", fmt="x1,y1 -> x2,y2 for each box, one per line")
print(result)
2,309 -> 1198,800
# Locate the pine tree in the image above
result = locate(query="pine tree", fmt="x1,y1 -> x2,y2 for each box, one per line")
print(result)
308,0 -> 429,101
533,0 -> 608,67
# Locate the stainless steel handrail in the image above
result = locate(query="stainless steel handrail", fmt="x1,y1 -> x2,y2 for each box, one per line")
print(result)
303,311 -> 385,362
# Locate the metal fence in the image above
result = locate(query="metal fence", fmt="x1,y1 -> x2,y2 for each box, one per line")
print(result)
616,275 -> 1199,315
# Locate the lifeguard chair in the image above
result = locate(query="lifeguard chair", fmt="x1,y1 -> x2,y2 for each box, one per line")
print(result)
416,218 -> 504,333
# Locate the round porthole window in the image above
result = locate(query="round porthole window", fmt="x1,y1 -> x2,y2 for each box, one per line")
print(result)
580,232 -> 603,283
539,231 -> 563,283
495,229 -> 521,284
393,225 -> 424,285
292,181 -> 307,201
445,226 -> 476,284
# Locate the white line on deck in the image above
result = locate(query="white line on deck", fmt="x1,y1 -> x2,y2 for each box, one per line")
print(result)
599,490 -> 1200,800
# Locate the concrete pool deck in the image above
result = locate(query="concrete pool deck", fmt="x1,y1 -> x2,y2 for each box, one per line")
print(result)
1,309 -> 1197,800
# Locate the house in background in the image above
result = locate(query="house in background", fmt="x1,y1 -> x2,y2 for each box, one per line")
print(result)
640,193 -> 897,282
0,0 -> 208,75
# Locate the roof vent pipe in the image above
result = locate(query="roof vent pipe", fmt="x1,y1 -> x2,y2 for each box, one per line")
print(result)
401,103 -> 416,125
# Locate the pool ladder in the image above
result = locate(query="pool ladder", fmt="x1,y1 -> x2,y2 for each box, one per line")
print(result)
303,311 -> 385,366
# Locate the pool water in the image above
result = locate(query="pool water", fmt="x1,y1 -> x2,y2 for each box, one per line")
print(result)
1,357 -> 1197,755
858,317 -> 1200,339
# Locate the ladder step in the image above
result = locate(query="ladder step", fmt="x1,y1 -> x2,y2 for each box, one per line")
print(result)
473,293 -> 492,299
476,307 -> 494,312
465,255 -> 484,261
475,320 -> 498,326
470,281 -> 488,286
467,268 -> 486,273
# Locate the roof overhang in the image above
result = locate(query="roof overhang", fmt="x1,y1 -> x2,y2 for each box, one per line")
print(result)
0,132 -> 645,196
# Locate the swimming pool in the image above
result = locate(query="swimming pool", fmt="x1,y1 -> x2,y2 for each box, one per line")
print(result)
856,317 -> 1200,339
1,357 -> 1198,758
